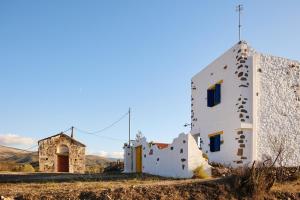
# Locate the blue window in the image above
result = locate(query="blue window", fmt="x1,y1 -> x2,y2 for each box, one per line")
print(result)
207,83 -> 221,107
210,134 -> 221,152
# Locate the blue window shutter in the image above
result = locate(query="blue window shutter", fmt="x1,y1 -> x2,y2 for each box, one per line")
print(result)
215,135 -> 221,151
210,137 -> 215,152
214,84 -> 221,105
207,89 -> 214,107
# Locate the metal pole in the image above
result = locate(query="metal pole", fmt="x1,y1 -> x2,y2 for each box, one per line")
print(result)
128,107 -> 131,147
71,126 -> 74,138
236,4 -> 243,42
128,107 -> 134,172
239,5 -> 241,41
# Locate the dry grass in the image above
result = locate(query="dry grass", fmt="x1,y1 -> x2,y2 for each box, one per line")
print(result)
0,174 -> 298,200
0,178 -> 216,200
271,179 -> 300,193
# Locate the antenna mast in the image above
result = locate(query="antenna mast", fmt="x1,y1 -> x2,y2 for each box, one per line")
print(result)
236,4 -> 243,41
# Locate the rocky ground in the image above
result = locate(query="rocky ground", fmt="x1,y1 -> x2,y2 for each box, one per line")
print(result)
0,173 -> 299,200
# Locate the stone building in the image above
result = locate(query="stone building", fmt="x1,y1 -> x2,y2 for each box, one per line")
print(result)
38,132 -> 86,173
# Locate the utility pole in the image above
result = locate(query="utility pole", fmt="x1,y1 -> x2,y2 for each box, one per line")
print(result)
128,107 -> 131,147
236,4 -> 243,41
71,126 -> 74,138
128,107 -> 133,172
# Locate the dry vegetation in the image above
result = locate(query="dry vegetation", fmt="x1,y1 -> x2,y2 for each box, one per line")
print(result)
0,169 -> 299,200
0,145 -> 299,200
193,165 -> 210,179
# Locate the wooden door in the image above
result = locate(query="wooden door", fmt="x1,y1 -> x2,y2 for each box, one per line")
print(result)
135,146 -> 142,173
57,155 -> 69,172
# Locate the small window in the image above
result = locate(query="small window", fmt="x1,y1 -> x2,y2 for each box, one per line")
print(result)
149,149 -> 153,155
210,134 -> 221,152
207,83 -> 221,107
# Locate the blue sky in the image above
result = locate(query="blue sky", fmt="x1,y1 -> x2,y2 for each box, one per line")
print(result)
0,0 -> 299,158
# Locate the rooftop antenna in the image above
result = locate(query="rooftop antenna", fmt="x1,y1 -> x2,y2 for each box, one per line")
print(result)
236,4 -> 243,41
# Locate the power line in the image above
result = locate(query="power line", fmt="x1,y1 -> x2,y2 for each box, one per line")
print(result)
74,110 -> 130,142
76,128 -> 126,142
62,127 -> 72,133
2,144 -> 38,161
74,111 -> 129,135
1,114 -> 128,162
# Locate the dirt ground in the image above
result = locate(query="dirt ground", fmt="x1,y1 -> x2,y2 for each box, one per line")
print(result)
0,173 -> 299,200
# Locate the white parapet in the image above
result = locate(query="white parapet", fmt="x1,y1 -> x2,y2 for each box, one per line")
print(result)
123,133 -> 211,179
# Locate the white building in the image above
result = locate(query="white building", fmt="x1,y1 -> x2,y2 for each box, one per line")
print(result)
123,133 -> 211,178
124,41 -> 300,178
191,41 -> 300,167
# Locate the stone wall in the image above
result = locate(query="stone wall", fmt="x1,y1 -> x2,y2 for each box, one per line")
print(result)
38,134 -> 85,173
257,54 -> 300,166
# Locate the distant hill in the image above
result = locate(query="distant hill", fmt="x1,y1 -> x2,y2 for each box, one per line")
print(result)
0,145 -> 118,172
85,155 -> 111,166
0,145 -> 38,164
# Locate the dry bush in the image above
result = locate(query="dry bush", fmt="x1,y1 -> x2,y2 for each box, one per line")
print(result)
202,153 -> 209,160
231,161 -> 276,199
267,131 -> 299,168
13,164 -> 35,172
275,166 -> 300,182
104,161 -> 124,173
193,165 -> 210,179
0,162 -> 35,172
0,162 -> 16,171
210,162 -> 233,177
85,165 -> 104,174
22,164 -> 35,172
230,149 -> 287,199
266,132 -> 300,182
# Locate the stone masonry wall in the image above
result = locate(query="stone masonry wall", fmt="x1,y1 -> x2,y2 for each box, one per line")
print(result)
39,134 -> 85,173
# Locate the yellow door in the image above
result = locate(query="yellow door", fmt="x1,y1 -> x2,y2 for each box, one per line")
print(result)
135,146 -> 142,173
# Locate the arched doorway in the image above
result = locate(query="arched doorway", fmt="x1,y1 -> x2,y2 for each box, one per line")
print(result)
57,144 -> 69,172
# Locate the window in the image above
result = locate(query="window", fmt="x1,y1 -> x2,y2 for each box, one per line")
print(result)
210,134 -> 221,152
207,83 -> 221,107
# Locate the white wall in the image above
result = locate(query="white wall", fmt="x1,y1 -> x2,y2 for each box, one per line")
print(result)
256,54 -> 300,166
123,133 -> 211,178
191,41 -> 255,166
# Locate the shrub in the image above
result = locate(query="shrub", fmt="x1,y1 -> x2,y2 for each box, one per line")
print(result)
85,165 -> 104,174
0,162 -> 15,171
193,165 -> 210,179
230,161 -> 276,199
21,164 -> 35,172
202,153 -> 209,160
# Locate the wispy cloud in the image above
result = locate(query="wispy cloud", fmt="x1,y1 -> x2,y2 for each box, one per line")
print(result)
0,134 -> 35,146
97,150 -> 124,159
